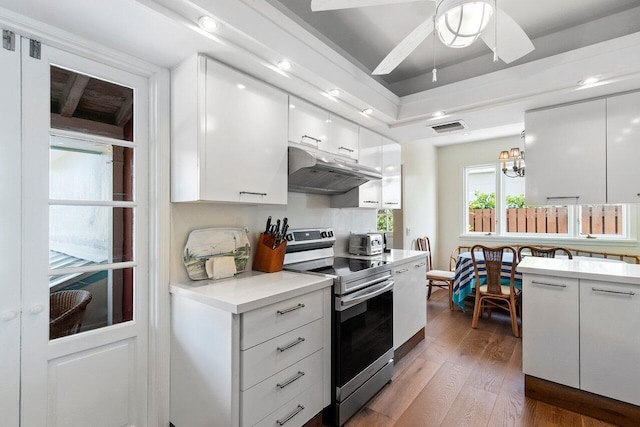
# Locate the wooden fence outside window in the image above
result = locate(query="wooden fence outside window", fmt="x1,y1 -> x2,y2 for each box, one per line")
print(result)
468,206 -> 622,235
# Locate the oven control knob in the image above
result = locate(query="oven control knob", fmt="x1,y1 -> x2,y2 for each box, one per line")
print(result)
285,234 -> 293,241
321,231 -> 328,238
328,230 -> 334,237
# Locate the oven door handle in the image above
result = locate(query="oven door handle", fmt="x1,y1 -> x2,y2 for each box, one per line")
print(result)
339,280 -> 394,310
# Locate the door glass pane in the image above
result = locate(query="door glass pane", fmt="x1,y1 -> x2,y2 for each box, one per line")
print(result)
49,206 -> 133,268
49,267 -> 134,339
50,66 -> 134,142
50,136 -> 134,201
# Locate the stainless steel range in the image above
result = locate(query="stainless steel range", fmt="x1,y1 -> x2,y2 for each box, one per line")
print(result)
284,228 -> 394,426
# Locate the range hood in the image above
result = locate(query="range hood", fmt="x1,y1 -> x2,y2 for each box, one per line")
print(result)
288,146 -> 382,195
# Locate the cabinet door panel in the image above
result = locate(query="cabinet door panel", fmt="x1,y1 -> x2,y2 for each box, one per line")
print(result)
580,280 -> 640,405
356,127 -> 382,207
393,258 -> 427,349
203,59 -> 288,204
606,92 -> 640,203
328,115 -> 359,160
522,275 -> 579,388
382,138 -> 402,209
525,100 -> 606,205
288,96 -> 329,152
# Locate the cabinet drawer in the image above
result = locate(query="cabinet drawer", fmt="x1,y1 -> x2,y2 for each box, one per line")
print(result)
253,381 -> 323,427
241,350 -> 322,427
241,290 -> 323,350
241,319 -> 323,390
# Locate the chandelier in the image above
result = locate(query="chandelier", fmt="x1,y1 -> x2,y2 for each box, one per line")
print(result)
499,131 -> 525,177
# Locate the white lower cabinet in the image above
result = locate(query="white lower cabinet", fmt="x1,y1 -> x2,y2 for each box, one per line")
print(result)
171,287 -> 331,427
522,275 -> 580,388
522,273 -> 640,405
393,257 -> 427,349
580,280 -> 640,405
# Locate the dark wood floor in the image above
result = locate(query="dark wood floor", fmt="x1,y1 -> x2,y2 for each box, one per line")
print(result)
342,289 -> 617,427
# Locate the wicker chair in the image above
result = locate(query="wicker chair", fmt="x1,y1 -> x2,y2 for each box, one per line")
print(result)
417,237 -> 455,310
49,290 -> 93,339
470,245 -> 520,337
517,245 -> 572,262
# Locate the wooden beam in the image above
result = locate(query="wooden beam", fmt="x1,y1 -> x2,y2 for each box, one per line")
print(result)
115,90 -> 133,127
51,113 -> 124,140
59,73 -> 90,117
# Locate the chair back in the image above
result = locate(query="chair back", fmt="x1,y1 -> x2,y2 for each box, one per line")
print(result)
449,245 -> 473,270
416,236 -> 433,271
518,245 -> 572,262
49,290 -> 93,339
471,245 -> 517,296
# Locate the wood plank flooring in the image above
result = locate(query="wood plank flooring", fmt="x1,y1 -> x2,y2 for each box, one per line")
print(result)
339,289 -> 617,427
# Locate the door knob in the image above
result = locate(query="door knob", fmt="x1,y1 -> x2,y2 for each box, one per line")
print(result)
1,310 -> 18,321
29,304 -> 44,315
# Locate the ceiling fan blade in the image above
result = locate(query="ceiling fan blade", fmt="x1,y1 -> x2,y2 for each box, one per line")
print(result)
480,8 -> 534,64
311,0 -> 432,12
372,18 -> 434,75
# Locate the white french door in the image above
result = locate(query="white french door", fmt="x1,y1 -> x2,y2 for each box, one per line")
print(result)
0,31 -> 22,427
19,37 -> 149,426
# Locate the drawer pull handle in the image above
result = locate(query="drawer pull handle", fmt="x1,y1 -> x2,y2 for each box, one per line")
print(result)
385,202 -> 399,205
592,287 -> 635,296
546,196 -> 579,200
277,337 -> 305,352
276,405 -> 305,426
338,146 -> 354,153
277,371 -> 305,389
301,135 -> 321,146
532,281 -> 567,288
239,191 -> 267,196
395,268 -> 409,274
415,262 -> 426,268
277,303 -> 305,315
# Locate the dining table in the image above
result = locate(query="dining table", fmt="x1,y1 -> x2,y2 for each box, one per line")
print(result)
451,251 -> 522,310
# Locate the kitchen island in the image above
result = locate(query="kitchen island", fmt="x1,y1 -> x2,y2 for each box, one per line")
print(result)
517,256 -> 640,427
170,271 -> 333,427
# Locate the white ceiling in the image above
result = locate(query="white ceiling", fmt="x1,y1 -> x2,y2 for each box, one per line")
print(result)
1,0 -> 640,147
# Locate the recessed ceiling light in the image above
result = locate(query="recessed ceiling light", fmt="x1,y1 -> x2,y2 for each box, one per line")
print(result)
579,76 -> 599,86
362,108 -> 373,115
464,132 -> 470,136
198,16 -> 219,32
237,83 -> 246,89
277,60 -> 292,71
432,111 -> 445,118
328,89 -> 340,97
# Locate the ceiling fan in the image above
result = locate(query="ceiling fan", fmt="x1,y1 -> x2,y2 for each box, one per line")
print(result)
310,0 -> 534,76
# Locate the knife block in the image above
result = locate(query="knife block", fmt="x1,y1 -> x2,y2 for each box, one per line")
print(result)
252,233 -> 287,273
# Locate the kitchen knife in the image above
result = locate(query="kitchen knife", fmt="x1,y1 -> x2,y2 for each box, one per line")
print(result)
265,216 -> 272,234
275,219 -> 281,234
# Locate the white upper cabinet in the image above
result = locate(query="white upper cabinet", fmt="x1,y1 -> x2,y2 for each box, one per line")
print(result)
525,99 -> 606,206
330,127 -> 381,208
606,91 -> 640,204
328,114 -> 359,160
288,96 -> 358,160
172,54 -> 288,204
288,96 -> 330,152
382,138 -> 402,209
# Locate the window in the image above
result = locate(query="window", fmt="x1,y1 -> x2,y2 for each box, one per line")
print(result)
377,209 -> 394,232
464,164 -> 631,240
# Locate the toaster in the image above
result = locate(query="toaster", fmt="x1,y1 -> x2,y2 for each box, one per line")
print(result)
349,233 -> 383,256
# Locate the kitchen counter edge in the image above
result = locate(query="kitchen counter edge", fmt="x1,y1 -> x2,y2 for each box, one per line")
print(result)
170,270 -> 333,314
338,249 -> 427,264
517,256 -> 640,285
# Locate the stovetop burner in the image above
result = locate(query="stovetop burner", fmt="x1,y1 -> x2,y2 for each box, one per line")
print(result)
309,256 -> 387,276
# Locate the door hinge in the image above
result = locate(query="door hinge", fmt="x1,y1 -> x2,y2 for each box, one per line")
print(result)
29,39 -> 41,59
2,30 -> 15,51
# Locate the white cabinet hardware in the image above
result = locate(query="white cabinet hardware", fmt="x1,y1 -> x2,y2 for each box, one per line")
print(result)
1,310 -> 18,322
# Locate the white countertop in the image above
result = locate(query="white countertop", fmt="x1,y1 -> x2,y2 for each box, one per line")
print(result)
517,256 -> 640,285
170,270 -> 333,314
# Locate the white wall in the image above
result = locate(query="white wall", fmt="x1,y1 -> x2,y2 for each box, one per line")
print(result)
437,135 -> 640,270
401,139 -> 438,258
170,192 -> 377,283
